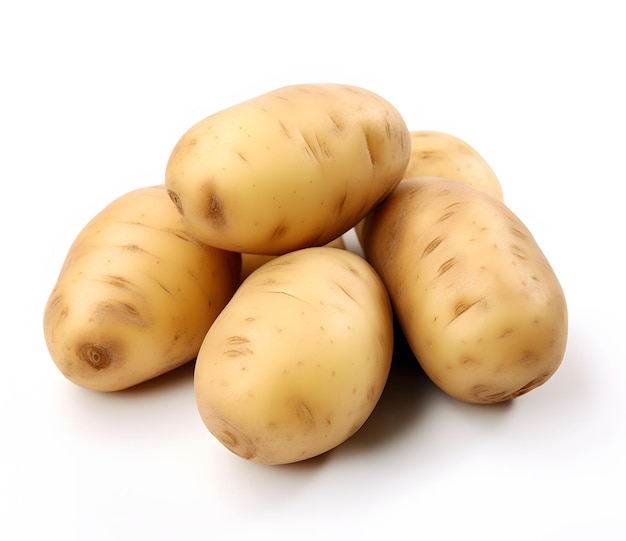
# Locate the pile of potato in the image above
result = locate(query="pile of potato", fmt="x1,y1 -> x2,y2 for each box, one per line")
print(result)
43,83 -> 568,465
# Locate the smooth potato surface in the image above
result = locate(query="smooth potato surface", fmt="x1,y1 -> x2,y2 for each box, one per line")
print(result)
43,185 -> 241,392
194,246 -> 394,464
360,177 -> 567,404
165,83 -> 410,255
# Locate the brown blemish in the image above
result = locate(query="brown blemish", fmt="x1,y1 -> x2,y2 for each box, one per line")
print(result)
205,192 -> 226,227
510,244 -> 529,260
210,417 -> 257,460
271,223 -> 288,239
296,402 -> 315,427
335,282 -> 358,304
327,113 -> 344,133
450,297 -> 484,322
167,190 -> 184,215
436,258 -> 457,277
223,335 -> 253,357
363,128 -> 377,167
471,370 -> 552,403
422,236 -> 444,258
78,343 -> 113,370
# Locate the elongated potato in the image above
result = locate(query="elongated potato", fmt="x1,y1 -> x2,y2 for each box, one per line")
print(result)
43,185 -> 241,392
165,83 -> 410,255
239,234 -> 346,282
405,130 -> 504,200
360,177 -> 567,404
194,246 -> 394,464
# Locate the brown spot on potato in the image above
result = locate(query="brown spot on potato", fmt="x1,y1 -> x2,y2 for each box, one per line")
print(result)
471,370 -> 553,403
278,120 -> 291,138
422,236 -> 444,258
346,421 -> 363,438
205,192 -> 226,227
436,258 -> 457,277
450,297 -> 484,322
167,190 -> 184,215
363,128 -> 377,167
223,335 -> 253,357
78,343 -> 113,370
509,372 -> 552,398
509,226 -> 527,240
335,282 -> 358,303
101,275 -> 134,289
510,244 -> 529,260
296,402 -> 315,427
271,223 -> 288,239
436,211 -> 456,223
327,113 -> 344,133
210,417 -> 257,460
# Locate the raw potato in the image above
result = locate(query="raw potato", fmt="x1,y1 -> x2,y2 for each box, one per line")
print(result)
43,185 -> 241,392
165,83 -> 411,255
359,177 -> 568,404
240,235 -> 346,281
405,130 -> 504,201
194,246 -> 394,464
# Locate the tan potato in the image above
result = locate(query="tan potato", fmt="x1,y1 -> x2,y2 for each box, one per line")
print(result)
165,83 -> 410,255
43,185 -> 241,392
194,246 -> 394,464
239,235 -> 346,282
405,130 -> 504,200
359,177 -> 567,404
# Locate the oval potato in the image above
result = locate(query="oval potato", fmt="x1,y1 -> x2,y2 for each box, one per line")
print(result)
165,83 -> 410,255
43,185 -> 241,392
194,246 -> 394,464
360,177 -> 567,404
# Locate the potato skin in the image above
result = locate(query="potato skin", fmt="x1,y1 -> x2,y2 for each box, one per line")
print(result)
165,83 -> 410,255
194,246 -> 394,464
239,234 -> 346,282
360,177 -> 567,404
43,185 -> 241,392
404,131 -> 503,201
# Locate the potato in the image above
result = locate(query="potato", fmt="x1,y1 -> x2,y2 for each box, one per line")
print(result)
194,246 -> 394,464
165,83 -> 410,255
239,234 -> 346,282
405,130 -> 504,201
43,185 -> 241,392
359,177 -> 567,404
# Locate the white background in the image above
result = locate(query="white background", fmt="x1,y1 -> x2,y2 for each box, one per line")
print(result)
2,1 -> 625,539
